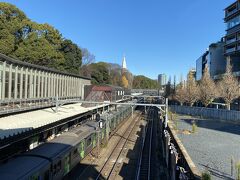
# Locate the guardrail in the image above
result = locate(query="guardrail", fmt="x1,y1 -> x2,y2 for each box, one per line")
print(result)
0,96 -> 81,116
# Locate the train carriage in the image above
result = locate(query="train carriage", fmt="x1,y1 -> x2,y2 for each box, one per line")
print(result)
0,99 -> 138,180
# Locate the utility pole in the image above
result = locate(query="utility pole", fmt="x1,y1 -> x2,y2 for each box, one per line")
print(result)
165,98 -> 168,128
106,115 -> 109,144
131,105 -> 134,119
97,129 -> 100,158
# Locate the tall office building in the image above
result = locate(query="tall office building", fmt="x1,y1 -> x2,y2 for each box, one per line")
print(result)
158,74 -> 167,86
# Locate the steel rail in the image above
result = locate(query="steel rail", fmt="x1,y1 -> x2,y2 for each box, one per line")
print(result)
106,111 -> 142,179
95,112 -> 142,180
136,108 -> 154,180
76,111 -> 141,180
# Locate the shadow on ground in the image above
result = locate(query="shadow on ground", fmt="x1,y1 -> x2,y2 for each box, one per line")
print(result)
180,118 -> 240,136
200,163 -> 234,180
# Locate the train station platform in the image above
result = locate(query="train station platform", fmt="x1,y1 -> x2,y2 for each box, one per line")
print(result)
0,98 -> 131,162
0,103 -> 104,140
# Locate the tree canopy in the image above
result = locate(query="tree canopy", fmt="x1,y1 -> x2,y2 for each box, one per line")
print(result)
0,2 -> 84,74
0,3 -> 158,90
89,62 -> 110,85
133,75 -> 159,89
60,39 -> 82,74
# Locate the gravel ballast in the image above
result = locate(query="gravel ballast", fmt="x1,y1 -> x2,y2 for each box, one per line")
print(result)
175,115 -> 240,180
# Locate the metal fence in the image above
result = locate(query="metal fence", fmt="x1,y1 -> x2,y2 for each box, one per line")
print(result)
0,96 -> 81,115
159,112 -> 201,179
170,105 -> 240,122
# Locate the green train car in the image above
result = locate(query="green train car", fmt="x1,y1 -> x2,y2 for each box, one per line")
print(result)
0,101 -> 137,180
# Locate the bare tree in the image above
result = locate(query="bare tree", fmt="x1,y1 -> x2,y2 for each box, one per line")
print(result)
199,65 -> 217,107
80,48 -> 95,77
217,58 -> 239,110
184,72 -> 199,106
175,82 -> 186,106
81,48 -> 95,65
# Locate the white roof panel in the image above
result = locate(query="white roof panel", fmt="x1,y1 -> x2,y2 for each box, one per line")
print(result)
0,103 -> 103,139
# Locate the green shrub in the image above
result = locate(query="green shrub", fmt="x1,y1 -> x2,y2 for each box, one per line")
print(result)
202,170 -> 211,180
192,122 -> 197,133
236,161 -> 240,180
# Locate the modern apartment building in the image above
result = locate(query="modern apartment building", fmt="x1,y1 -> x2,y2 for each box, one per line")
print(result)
196,40 -> 226,80
196,51 -> 209,81
224,0 -> 240,72
209,41 -> 226,78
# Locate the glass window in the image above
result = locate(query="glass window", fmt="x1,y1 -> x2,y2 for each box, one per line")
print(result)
17,72 -> 21,98
5,71 -> 9,98
73,148 -> 78,155
53,161 -> 61,176
227,15 -> 240,29
22,74 -> 26,98
11,72 -> 15,98
36,75 -> 38,97
27,74 -> 30,98
64,155 -> 70,175
86,136 -> 92,147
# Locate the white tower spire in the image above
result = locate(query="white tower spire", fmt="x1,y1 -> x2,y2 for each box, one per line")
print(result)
122,55 -> 127,69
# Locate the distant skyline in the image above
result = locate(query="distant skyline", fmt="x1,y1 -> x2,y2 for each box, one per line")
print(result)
1,0 -> 234,81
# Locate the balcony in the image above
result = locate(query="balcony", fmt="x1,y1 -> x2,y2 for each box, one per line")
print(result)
226,38 -> 236,44
225,2 -> 239,18
226,8 -> 238,18
225,47 -> 236,53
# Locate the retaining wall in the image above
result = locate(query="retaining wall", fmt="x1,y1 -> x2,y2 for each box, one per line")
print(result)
170,105 -> 240,123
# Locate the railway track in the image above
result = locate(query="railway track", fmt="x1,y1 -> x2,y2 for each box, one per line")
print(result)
136,108 -> 155,180
95,111 -> 142,180
73,110 -> 143,180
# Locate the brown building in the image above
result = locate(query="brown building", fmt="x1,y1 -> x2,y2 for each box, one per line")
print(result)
84,85 -> 126,102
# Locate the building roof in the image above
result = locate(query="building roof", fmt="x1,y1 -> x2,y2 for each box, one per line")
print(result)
90,85 -> 124,92
0,156 -> 48,179
0,53 -> 91,80
0,103 -> 104,140
92,86 -> 112,91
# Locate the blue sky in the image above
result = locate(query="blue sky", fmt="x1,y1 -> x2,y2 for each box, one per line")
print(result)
1,0 -> 233,80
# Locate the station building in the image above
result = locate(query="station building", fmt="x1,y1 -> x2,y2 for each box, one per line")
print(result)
0,53 -> 91,115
